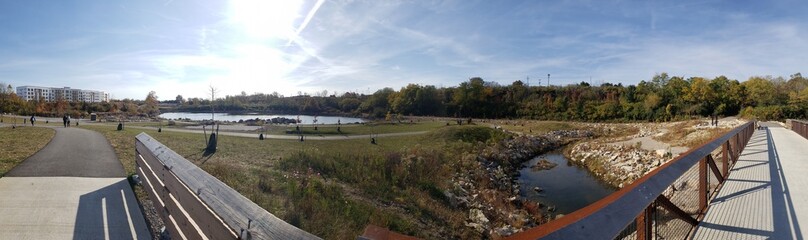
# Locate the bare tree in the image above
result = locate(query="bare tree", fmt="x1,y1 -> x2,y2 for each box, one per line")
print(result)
209,84 -> 218,122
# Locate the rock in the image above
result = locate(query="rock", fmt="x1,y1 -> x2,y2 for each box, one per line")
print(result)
655,149 -> 668,157
531,159 -> 558,171
495,225 -> 516,236
468,208 -> 489,226
533,187 -> 543,193
465,222 -> 485,233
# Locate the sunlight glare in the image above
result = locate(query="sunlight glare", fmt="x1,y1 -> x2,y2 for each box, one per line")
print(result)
229,0 -> 303,40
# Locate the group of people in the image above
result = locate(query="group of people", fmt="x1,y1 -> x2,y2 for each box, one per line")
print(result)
62,115 -> 71,127
24,115 -> 73,127
710,114 -> 720,126
17,115 -> 75,128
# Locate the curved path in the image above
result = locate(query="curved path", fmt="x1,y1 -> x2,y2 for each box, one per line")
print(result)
6,127 -> 124,177
108,124 -> 430,140
0,126 -> 150,239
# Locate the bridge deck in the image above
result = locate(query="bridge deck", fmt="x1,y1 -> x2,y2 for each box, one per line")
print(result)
693,125 -> 807,239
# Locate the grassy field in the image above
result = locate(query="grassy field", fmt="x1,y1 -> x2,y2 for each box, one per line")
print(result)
102,120 -> 196,128
1,115 -> 70,127
91,120 -> 449,136
260,121 -> 448,135
80,123 -> 495,239
0,126 -> 55,177
490,120 -> 582,134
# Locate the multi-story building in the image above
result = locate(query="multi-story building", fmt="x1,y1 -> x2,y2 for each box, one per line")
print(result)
16,86 -> 109,103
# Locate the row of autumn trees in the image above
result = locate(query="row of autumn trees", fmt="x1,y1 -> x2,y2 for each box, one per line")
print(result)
360,73 -> 808,121
3,73 -> 807,121
0,85 -> 161,118
170,72 -> 808,121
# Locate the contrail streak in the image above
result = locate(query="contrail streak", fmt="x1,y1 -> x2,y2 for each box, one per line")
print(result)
287,0 -> 326,46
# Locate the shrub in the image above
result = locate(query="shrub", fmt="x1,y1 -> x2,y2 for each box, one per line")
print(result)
430,125 -> 508,143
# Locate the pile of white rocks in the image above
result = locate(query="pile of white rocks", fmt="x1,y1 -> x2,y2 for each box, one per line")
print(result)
567,142 -> 672,188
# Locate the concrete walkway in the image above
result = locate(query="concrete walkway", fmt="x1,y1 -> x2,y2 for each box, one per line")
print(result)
693,124 -> 806,239
0,127 -> 150,240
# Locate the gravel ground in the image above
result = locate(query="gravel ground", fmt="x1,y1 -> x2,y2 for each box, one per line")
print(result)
133,181 -> 167,240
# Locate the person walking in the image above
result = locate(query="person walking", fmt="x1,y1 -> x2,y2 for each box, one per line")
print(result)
30,115 -> 35,126
62,115 -> 68,128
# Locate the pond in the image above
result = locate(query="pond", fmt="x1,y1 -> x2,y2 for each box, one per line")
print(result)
518,151 -> 615,215
159,112 -> 364,125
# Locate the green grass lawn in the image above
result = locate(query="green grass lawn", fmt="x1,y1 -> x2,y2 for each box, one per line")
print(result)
100,120 -> 197,128
1,115 -> 69,127
91,119 -> 449,136
0,126 -> 55,177
259,121 -> 448,135
492,120 -> 581,134
80,124 -> 426,176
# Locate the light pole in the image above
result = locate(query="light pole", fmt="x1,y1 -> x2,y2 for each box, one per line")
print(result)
547,74 -> 550,87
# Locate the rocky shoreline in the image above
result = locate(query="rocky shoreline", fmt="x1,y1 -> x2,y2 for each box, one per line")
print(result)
564,119 -> 745,188
565,142 -> 671,188
445,129 -> 593,237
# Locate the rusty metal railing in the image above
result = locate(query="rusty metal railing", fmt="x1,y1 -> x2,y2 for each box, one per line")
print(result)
792,120 -> 808,140
507,121 -> 755,240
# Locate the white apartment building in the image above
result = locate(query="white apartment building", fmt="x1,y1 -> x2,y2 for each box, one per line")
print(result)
16,86 -> 110,103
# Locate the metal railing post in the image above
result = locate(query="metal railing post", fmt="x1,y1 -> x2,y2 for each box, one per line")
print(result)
636,204 -> 653,240
735,133 -> 741,162
722,142 -> 729,178
699,156 -> 708,216
730,135 -> 738,163
748,124 -> 752,144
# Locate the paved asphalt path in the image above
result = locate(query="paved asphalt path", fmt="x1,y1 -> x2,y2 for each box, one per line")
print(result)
102,123 -> 430,140
0,126 -> 148,239
6,126 -> 125,177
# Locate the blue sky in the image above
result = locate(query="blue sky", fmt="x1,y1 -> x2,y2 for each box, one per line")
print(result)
0,0 -> 806,100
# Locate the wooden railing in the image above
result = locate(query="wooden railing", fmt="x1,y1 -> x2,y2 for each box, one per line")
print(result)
791,119 -> 808,140
135,133 -> 320,240
507,122 -> 755,240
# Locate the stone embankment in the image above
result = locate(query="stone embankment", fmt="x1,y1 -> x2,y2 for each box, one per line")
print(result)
567,142 -> 671,188
566,119 -> 746,188
445,130 -> 593,237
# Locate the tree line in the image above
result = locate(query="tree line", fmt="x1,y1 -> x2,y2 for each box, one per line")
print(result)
3,73 -> 807,121
172,73 -> 808,121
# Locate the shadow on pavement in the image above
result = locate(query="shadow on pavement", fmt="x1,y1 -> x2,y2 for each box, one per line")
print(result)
73,179 -> 149,240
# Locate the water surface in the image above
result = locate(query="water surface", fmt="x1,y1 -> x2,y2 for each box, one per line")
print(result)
518,151 -> 615,214
159,112 -> 364,124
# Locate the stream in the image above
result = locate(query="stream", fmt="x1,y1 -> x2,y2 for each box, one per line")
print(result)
518,151 -> 615,215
